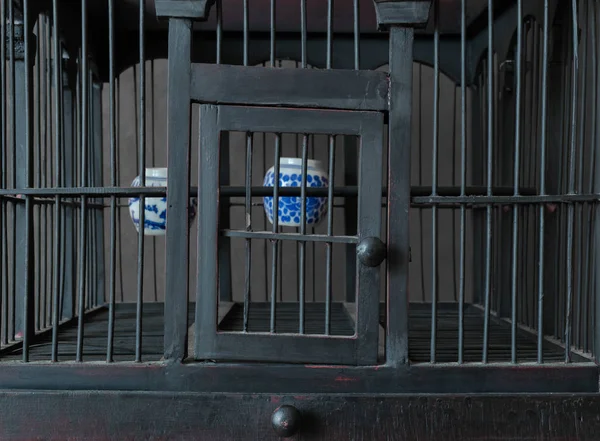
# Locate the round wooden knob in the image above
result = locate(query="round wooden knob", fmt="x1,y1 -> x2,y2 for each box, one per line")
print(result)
357,236 -> 387,267
271,405 -> 301,438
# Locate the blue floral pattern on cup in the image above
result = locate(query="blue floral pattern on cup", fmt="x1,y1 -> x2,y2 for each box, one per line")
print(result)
128,168 -> 197,235
263,158 -> 329,227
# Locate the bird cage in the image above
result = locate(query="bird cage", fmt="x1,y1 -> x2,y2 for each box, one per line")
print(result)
1,0 -> 600,438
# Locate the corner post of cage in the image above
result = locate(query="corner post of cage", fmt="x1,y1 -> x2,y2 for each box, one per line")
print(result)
373,0 -> 432,366
11,12 -> 36,340
163,16 -> 194,361
61,54 -> 77,319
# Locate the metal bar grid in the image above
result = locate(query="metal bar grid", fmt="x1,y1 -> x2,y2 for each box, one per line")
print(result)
0,0 -> 595,375
195,102 -> 384,365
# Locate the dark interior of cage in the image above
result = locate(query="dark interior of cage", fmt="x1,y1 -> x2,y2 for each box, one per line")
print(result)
0,2 -> 596,364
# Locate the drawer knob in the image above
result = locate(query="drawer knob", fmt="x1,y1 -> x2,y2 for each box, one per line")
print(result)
271,405 -> 301,438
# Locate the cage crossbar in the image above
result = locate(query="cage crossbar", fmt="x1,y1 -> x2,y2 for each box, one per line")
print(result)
221,230 -> 359,244
215,105 -> 383,135
191,63 -> 390,111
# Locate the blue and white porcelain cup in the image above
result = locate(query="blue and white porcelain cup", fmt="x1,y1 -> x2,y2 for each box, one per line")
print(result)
263,158 -> 329,228
128,167 -> 197,235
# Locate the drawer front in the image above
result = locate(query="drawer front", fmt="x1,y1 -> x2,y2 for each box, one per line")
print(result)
1,391 -> 600,440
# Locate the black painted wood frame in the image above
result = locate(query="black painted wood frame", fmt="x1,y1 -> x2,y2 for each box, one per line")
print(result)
3,391 -> 600,440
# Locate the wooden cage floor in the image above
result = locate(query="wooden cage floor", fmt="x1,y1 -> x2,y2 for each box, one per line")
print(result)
1,302 -> 589,363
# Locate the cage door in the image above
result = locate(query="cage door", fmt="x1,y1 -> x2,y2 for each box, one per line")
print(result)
194,104 -> 385,365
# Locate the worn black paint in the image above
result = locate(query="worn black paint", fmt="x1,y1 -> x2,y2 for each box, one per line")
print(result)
190,63 -> 389,111
385,26 -> 414,367
164,18 -> 192,361
2,391 -> 600,440
0,360 -> 593,394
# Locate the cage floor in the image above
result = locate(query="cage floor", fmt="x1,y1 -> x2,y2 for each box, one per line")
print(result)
1,302 -> 588,363
1,303 -> 193,362
218,302 -> 355,335
398,303 -> 589,363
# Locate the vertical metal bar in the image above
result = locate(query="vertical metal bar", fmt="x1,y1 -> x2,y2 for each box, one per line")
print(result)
34,17 -> 41,332
116,77 -> 124,304
58,54 -> 66,323
21,0 -> 35,361
353,0 -> 359,69
106,0 -> 117,362
386,27 -> 413,366
298,136 -> 308,334
243,133 -> 252,332
559,26 -> 572,340
324,0 -> 334,335
147,62 -> 156,304
262,130 -> 268,303
269,135 -> 281,333
451,87 -> 457,302
458,0 -> 467,364
430,0 -> 439,363
574,0 -> 587,348
565,0 -> 579,362
510,0 -> 523,364
243,0 -> 248,67
76,0 -> 88,362
87,71 -> 93,310
583,0 -> 598,355
528,22 -> 540,330
270,0 -> 275,67
310,135 -> 315,303
148,61 -> 157,303
482,0 -> 494,364
92,83 -> 104,305
417,66 -> 425,303
45,16 -> 53,327
518,21 -> 529,327
42,18 -> 49,328
242,0 -> 251,333
300,0 -> 306,68
537,0 -> 550,364
216,0 -> 222,64
552,21 -> 569,340
61,59 -> 75,322
51,0 -> 62,361
471,78 -> 484,308
9,0 -> 16,341
12,0 -> 30,343
0,0 -> 7,346
164,18 -> 191,360
325,137 -> 335,335
135,0 -> 146,363
594,0 -> 600,362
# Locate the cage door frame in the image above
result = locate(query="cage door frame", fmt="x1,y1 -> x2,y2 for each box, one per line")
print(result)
195,104 -> 384,366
